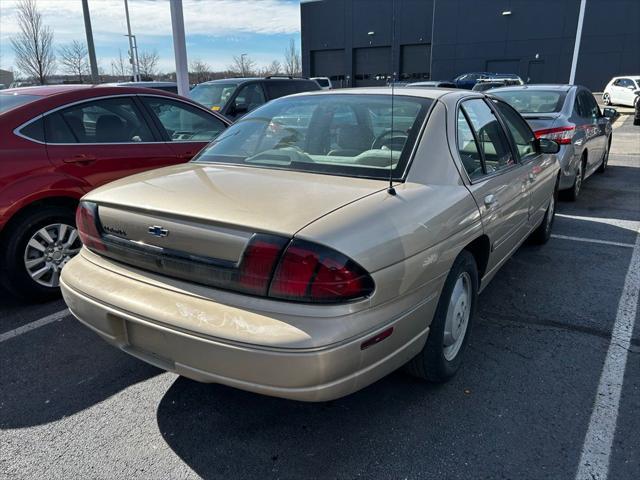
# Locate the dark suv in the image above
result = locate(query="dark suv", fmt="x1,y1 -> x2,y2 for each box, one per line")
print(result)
189,77 -> 321,120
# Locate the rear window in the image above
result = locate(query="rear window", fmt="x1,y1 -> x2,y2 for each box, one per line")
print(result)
0,93 -> 40,114
189,83 -> 237,110
193,94 -> 432,180
491,89 -> 567,114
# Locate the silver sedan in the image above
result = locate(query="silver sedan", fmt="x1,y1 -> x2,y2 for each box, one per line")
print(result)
492,85 -> 615,201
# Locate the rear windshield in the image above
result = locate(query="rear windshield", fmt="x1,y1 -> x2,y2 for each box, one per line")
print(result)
492,90 -> 567,114
189,83 -> 237,110
193,94 -> 432,180
0,93 -> 40,114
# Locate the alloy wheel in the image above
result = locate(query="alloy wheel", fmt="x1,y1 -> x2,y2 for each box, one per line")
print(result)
23,223 -> 81,288
443,271 -> 472,361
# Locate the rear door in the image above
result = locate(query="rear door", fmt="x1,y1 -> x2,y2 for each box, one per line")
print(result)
456,98 -> 530,273
492,99 -> 557,226
44,95 -> 177,189
139,96 -> 228,161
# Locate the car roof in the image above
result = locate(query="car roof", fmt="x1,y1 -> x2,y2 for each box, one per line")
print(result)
110,81 -> 177,87
1,83 -> 187,97
285,86 -> 464,101
489,84 -> 574,93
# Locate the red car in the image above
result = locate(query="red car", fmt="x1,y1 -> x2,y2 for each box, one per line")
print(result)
0,85 -> 230,300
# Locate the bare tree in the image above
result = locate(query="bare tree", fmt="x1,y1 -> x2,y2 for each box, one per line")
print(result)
110,49 -> 129,81
228,54 -> 256,77
189,59 -> 210,84
265,60 -> 282,76
138,50 -> 160,79
10,0 -> 56,84
283,39 -> 301,77
59,40 -> 89,83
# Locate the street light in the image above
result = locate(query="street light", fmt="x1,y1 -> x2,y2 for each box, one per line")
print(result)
124,34 -> 140,80
240,53 -> 247,77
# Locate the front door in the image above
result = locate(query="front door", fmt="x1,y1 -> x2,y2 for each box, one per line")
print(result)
456,99 -> 530,274
44,96 -> 177,189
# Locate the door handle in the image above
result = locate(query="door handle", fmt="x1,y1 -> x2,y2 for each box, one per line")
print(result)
63,154 -> 97,164
484,194 -> 498,208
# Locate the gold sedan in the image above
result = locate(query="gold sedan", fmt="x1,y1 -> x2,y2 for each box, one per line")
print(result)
61,88 -> 560,401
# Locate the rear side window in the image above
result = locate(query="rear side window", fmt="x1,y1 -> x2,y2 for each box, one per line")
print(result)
49,97 -> 154,143
493,101 -> 537,161
460,99 -> 514,175
575,90 -> 600,118
19,117 -> 45,142
457,110 -> 483,180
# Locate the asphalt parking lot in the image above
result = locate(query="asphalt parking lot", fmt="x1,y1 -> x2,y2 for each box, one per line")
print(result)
1,115 -> 638,480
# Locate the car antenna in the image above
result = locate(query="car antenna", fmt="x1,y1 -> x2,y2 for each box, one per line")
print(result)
387,0 -> 397,196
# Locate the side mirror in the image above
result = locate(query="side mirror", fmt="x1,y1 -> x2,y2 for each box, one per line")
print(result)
537,138 -> 560,154
603,107 -> 618,119
627,85 -> 636,90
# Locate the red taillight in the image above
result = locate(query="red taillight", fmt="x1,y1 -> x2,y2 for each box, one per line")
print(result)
269,239 -> 374,303
534,125 -> 575,145
75,201 -> 105,251
237,236 -> 288,296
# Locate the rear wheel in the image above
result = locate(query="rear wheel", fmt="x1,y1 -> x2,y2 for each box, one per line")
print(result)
406,250 -> 478,382
597,136 -> 611,173
530,186 -> 557,245
564,156 -> 584,202
0,206 -> 80,301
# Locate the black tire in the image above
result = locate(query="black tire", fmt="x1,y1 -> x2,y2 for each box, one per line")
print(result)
530,185 -> 557,245
0,206 -> 77,302
406,250 -> 478,383
562,155 -> 585,202
597,136 -> 611,173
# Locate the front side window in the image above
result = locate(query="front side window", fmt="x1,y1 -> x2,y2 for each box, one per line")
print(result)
230,84 -> 266,116
48,97 -> 154,143
493,100 -> 537,161
193,94 -> 432,180
142,97 -> 226,141
460,99 -> 514,174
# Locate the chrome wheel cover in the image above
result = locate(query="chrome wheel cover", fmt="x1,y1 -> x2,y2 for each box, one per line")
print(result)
23,223 -> 81,288
443,271 -> 472,361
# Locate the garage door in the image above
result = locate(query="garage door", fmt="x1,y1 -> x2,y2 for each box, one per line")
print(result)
354,47 -> 391,87
401,44 -> 431,81
311,49 -> 346,87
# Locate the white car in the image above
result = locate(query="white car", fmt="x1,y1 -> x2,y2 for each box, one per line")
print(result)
311,77 -> 332,90
603,76 -> 640,107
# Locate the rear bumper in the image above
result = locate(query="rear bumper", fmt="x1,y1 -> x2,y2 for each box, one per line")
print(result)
60,251 -> 435,402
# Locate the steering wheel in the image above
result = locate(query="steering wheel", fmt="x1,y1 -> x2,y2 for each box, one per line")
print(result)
372,130 -> 409,150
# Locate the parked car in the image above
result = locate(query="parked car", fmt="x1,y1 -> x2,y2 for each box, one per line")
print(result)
453,72 -> 523,89
0,85 -> 230,299
472,78 -> 522,92
603,76 -> 640,107
108,81 -> 179,94
408,80 -> 457,88
189,76 -> 321,120
311,77 -> 332,90
61,88 -> 560,402
492,84 -> 614,201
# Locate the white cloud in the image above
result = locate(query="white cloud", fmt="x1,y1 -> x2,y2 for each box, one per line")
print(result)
0,0 -> 300,39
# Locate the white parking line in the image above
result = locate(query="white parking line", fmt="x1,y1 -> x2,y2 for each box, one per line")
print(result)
0,308 -> 70,343
551,234 -> 635,249
555,213 -> 640,233
575,227 -> 640,480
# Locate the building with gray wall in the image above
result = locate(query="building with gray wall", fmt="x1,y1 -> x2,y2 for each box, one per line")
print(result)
301,0 -> 640,91
0,69 -> 14,88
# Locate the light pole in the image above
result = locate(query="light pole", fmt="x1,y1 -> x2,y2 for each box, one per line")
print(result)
569,0 -> 587,84
240,53 -> 247,77
123,0 -> 139,81
125,34 -> 141,79
81,0 -> 99,83
170,0 -> 189,96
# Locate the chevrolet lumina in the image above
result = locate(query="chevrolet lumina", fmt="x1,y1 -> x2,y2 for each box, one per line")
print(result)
60,88 -> 560,401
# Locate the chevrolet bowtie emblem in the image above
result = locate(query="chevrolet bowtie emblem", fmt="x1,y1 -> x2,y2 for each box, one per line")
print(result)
148,225 -> 169,237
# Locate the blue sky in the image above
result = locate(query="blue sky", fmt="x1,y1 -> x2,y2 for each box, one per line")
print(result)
0,0 -> 302,76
